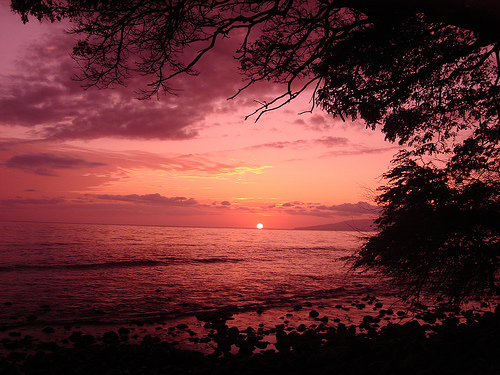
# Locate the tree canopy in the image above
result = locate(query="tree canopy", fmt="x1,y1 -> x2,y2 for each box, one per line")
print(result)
11,0 -> 500,304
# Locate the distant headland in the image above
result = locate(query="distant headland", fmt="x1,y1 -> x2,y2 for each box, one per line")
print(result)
294,219 -> 376,231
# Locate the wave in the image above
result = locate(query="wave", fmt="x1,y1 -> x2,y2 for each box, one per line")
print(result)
0,257 -> 244,272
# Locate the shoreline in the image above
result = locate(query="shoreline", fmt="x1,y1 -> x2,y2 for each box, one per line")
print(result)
2,298 -> 500,374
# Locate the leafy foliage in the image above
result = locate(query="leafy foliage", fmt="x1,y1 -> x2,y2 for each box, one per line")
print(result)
353,151 -> 500,304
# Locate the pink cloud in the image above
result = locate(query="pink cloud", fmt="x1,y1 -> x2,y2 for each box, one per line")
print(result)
247,137 -> 348,151
5,152 -> 106,176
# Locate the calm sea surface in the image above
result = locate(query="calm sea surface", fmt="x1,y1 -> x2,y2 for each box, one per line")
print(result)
0,221 -> 388,328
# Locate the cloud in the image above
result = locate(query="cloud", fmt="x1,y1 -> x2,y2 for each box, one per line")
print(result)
0,32 -> 246,141
247,137 -> 348,151
312,201 -> 378,215
267,200 -> 379,218
248,140 -> 309,150
220,200 -> 231,206
5,153 -> 106,176
281,201 -> 302,207
93,193 -> 198,206
0,197 -> 65,206
314,136 -> 349,148
294,113 -> 335,131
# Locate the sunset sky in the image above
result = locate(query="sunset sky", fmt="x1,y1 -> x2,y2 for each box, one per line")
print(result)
0,1 -> 400,229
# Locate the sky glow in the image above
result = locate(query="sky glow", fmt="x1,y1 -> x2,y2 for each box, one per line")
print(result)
0,2 -> 399,229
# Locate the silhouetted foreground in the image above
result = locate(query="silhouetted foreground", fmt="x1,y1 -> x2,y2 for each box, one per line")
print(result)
2,305 -> 500,375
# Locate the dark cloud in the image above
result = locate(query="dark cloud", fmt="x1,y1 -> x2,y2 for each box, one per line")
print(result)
5,153 -> 106,176
314,136 -> 349,148
268,200 -> 378,218
0,197 -> 65,206
313,201 -> 378,215
93,193 -> 198,206
294,114 -> 334,131
281,201 -> 302,207
220,200 -> 231,206
0,33 -> 244,140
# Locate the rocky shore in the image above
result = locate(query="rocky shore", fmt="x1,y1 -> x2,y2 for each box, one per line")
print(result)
1,300 -> 500,374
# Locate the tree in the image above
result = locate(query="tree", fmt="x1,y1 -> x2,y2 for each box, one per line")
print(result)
11,0 -> 500,303
352,150 -> 500,305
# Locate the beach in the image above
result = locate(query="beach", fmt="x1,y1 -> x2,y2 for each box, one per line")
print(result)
2,296 -> 500,374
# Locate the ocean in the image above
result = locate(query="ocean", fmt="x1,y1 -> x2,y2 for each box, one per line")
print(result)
0,221 -> 396,332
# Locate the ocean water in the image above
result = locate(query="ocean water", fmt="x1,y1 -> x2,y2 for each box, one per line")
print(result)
0,221 -> 389,329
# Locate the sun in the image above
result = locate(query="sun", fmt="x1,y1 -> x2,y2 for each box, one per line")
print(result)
256,223 -> 264,229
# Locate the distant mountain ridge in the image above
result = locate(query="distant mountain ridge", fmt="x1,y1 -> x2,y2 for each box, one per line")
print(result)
294,219 -> 376,232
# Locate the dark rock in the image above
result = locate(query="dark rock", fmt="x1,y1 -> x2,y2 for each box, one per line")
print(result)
176,323 -> 189,330
422,313 -> 437,324
275,340 -> 290,352
276,330 -> 288,340
309,310 -> 320,318
69,331 -> 95,346
216,338 -> 232,352
42,327 -> 55,334
297,324 -> 307,332
227,326 -> 239,339
68,331 -> 82,342
118,327 -> 130,335
254,341 -> 269,349
217,324 -> 228,336
102,330 -> 120,344
37,341 -> 60,352
494,305 -> 500,315
141,334 -> 161,346
293,304 -> 302,311
363,315 -> 375,323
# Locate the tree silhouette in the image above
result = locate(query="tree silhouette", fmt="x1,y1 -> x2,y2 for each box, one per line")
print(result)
353,150 -> 500,305
12,0 -> 500,303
